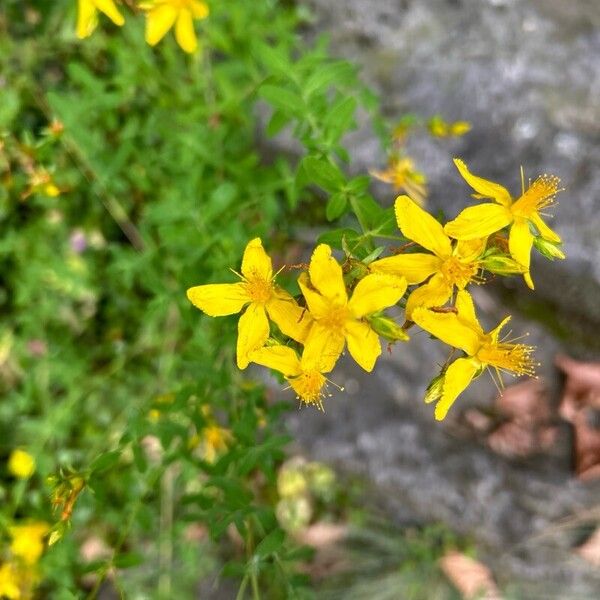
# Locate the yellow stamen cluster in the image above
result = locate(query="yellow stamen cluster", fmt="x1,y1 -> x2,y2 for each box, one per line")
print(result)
188,158 -> 565,420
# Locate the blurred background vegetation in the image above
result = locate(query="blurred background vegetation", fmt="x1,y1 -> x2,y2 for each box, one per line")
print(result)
0,1 -> 467,598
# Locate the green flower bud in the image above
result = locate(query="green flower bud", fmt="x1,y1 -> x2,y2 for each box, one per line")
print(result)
424,372 -> 445,404
481,254 -> 526,275
368,315 -> 410,342
533,236 -> 565,260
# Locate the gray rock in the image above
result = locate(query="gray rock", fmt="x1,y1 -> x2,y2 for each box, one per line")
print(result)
274,1 -> 600,597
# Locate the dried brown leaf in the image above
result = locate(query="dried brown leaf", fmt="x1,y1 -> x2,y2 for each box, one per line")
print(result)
439,551 -> 502,600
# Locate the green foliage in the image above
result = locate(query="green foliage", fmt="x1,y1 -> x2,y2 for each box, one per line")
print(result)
0,0 -> 406,597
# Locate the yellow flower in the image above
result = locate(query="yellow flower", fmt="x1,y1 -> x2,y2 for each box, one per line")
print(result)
187,238 -> 312,369
250,344 -> 339,409
21,168 -> 61,201
200,423 -> 231,463
370,195 -> 485,319
9,522 -> 50,566
370,156 -> 427,206
428,116 -> 471,138
445,159 -> 564,289
0,563 -> 21,600
142,0 -> 209,54
299,245 -> 408,372
413,291 -> 535,420
76,0 -> 125,39
7,449 -> 35,480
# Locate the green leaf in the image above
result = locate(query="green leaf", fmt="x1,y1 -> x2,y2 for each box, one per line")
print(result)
113,552 -> 144,568
255,528 -> 285,558
253,42 -> 291,77
266,110 -> 292,137
304,61 -> 355,98
300,155 -> 345,193
259,85 -> 305,116
323,96 -> 357,143
89,450 -> 121,474
326,192 -> 348,221
317,228 -> 360,249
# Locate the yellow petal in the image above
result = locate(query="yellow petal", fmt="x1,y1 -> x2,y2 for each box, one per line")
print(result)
405,273 -> 452,320
175,8 -> 198,53
249,345 -> 301,377
191,0 -> 210,19
435,358 -> 480,420
145,4 -> 178,46
303,324 -> 345,373
453,159 -> 512,207
348,274 -> 407,318
298,273 -> 330,320
241,238 -> 272,282
395,195 -> 451,258
187,283 -> 249,316
309,244 -> 347,303
454,290 -> 482,334
77,0 -> 98,38
345,320 -> 381,372
369,253 -> 441,284
444,203 -> 512,240
266,291 -> 313,344
489,315 -> 511,344
94,0 -> 125,25
412,307 -> 480,356
529,212 -> 561,244
508,219 -> 534,289
455,237 -> 487,262
236,304 -> 269,369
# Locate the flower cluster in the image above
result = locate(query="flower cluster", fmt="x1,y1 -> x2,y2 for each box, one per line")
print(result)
76,0 -> 209,53
188,160 -> 564,420
0,519 -> 48,600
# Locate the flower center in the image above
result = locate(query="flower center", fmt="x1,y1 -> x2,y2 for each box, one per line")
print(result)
476,339 -> 535,375
289,371 -> 327,409
318,304 -> 350,331
244,273 -> 273,304
440,257 -> 478,289
512,175 -> 561,218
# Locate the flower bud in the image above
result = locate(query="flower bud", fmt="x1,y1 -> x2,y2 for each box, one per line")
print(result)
481,254 -> 526,275
424,372 -> 445,404
368,315 -> 410,342
533,236 -> 565,260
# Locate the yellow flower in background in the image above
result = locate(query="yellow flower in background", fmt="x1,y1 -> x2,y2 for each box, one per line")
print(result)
250,343 -> 340,409
370,195 -> 485,319
200,423 -> 232,463
299,244 -> 407,372
21,168 -> 61,201
445,159 -> 564,289
370,156 -> 427,206
76,0 -> 125,39
8,449 -> 35,479
9,522 -> 50,566
142,0 -> 209,53
0,563 -> 20,600
187,238 -> 312,369
413,291 -> 535,420
428,115 -> 471,138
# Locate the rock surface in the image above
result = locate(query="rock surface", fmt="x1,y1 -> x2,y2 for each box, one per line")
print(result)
278,1 -> 600,597
302,0 -> 600,344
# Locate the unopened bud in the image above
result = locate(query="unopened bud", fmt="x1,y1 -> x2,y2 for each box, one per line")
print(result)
533,236 -> 565,260
424,372 -> 445,404
368,315 -> 410,342
481,254 -> 526,275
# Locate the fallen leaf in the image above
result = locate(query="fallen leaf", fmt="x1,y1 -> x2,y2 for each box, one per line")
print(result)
484,379 -> 556,459
575,527 -> 600,567
439,551 -> 502,600
556,355 -> 600,480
